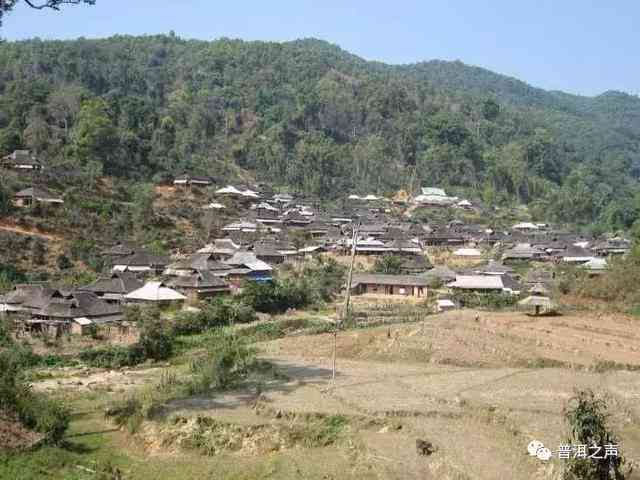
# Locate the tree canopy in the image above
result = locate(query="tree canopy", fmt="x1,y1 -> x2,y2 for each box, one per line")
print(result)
0,35 -> 639,231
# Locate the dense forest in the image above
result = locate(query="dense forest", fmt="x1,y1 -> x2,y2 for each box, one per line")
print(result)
1,35 -> 640,232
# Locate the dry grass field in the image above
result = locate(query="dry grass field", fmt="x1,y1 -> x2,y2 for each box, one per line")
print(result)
32,308 -> 640,479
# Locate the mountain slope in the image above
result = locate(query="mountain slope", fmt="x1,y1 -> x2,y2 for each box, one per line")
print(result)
0,35 -> 639,230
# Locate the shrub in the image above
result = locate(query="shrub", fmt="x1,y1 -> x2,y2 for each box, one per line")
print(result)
55,254 -> 73,270
372,255 -> 404,274
137,315 -> 174,361
0,340 -> 69,444
241,257 -> 345,314
563,389 -> 629,479
451,291 -> 518,309
188,330 -> 257,393
79,345 -> 144,368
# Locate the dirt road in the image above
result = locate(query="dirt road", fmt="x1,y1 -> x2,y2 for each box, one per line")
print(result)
0,221 -> 61,241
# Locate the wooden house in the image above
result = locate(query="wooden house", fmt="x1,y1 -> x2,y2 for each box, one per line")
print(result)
349,274 -> 429,297
13,187 -> 64,207
1,150 -> 43,171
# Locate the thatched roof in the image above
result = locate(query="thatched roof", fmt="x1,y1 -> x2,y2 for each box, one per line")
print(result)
518,295 -> 554,307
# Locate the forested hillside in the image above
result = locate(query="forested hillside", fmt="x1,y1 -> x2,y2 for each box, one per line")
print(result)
1,35 -> 640,231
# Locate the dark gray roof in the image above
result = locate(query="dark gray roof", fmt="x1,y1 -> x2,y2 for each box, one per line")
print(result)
165,271 -> 230,289
2,150 -> 41,166
114,250 -> 169,267
79,272 -> 143,295
14,187 -> 61,201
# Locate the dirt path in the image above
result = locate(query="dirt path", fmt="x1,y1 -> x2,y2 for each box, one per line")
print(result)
0,221 -> 62,241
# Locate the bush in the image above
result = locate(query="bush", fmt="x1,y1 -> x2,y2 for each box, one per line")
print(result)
188,330 -> 257,393
241,279 -> 309,314
172,298 -> 256,336
138,315 -> 174,361
563,390 -> 629,479
79,345 -> 144,368
451,291 -> 518,309
372,255 -> 404,274
241,257 -> 345,314
0,339 -> 69,444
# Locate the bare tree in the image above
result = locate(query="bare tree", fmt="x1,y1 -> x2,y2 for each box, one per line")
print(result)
1,0 -> 96,25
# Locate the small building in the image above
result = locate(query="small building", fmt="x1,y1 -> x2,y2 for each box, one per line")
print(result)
78,272 -> 143,304
561,246 -> 594,264
125,281 -> 186,306
473,260 -> 514,276
398,255 -> 432,275
164,271 -> 230,300
512,222 -> 539,232
581,257 -> 607,276
173,174 -> 213,188
13,187 -> 64,207
222,221 -> 258,232
1,150 -> 43,171
502,243 -> 546,263
457,199 -> 473,210
203,202 -> 226,210
436,298 -> 456,312
413,187 -> 458,206
163,254 -> 231,277
111,250 -> 169,275
350,274 -> 429,297
453,248 -> 482,258
223,251 -> 273,284
198,239 -> 241,260
447,275 -> 505,292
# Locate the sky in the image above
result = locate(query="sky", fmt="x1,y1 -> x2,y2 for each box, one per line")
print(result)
0,0 -> 637,97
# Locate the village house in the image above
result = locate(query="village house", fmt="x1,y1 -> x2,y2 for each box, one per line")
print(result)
173,174 -> 213,188
125,281 -> 186,306
255,208 -> 283,225
592,238 -> 631,256
216,185 -> 260,198
350,274 -> 429,297
13,187 -> 64,207
502,243 -> 546,263
163,253 -> 232,277
222,251 -> 273,284
560,245 -> 594,264
581,257 -> 607,276
164,271 -> 231,300
447,275 -> 507,293
386,238 -> 423,255
222,220 -> 258,233
283,210 -> 313,227
1,150 -> 43,171
397,255 -> 432,275
453,247 -> 482,259
78,272 -> 143,304
111,250 -> 169,275
0,284 -> 123,335
473,260 -> 514,276
198,239 -> 242,260
423,230 -> 466,247
413,187 -> 458,206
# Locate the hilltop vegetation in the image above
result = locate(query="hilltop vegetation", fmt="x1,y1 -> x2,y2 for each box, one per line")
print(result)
1,36 -> 640,231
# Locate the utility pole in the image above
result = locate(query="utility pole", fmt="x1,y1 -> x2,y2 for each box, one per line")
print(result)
332,222 -> 359,381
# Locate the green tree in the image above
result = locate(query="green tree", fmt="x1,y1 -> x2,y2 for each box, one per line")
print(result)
563,390 -> 628,479
71,98 -> 118,173
372,255 -> 404,274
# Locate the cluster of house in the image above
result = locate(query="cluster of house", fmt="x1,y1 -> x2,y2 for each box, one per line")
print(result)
0,239 -> 277,334
1,150 -> 65,207
0,155 -> 632,332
